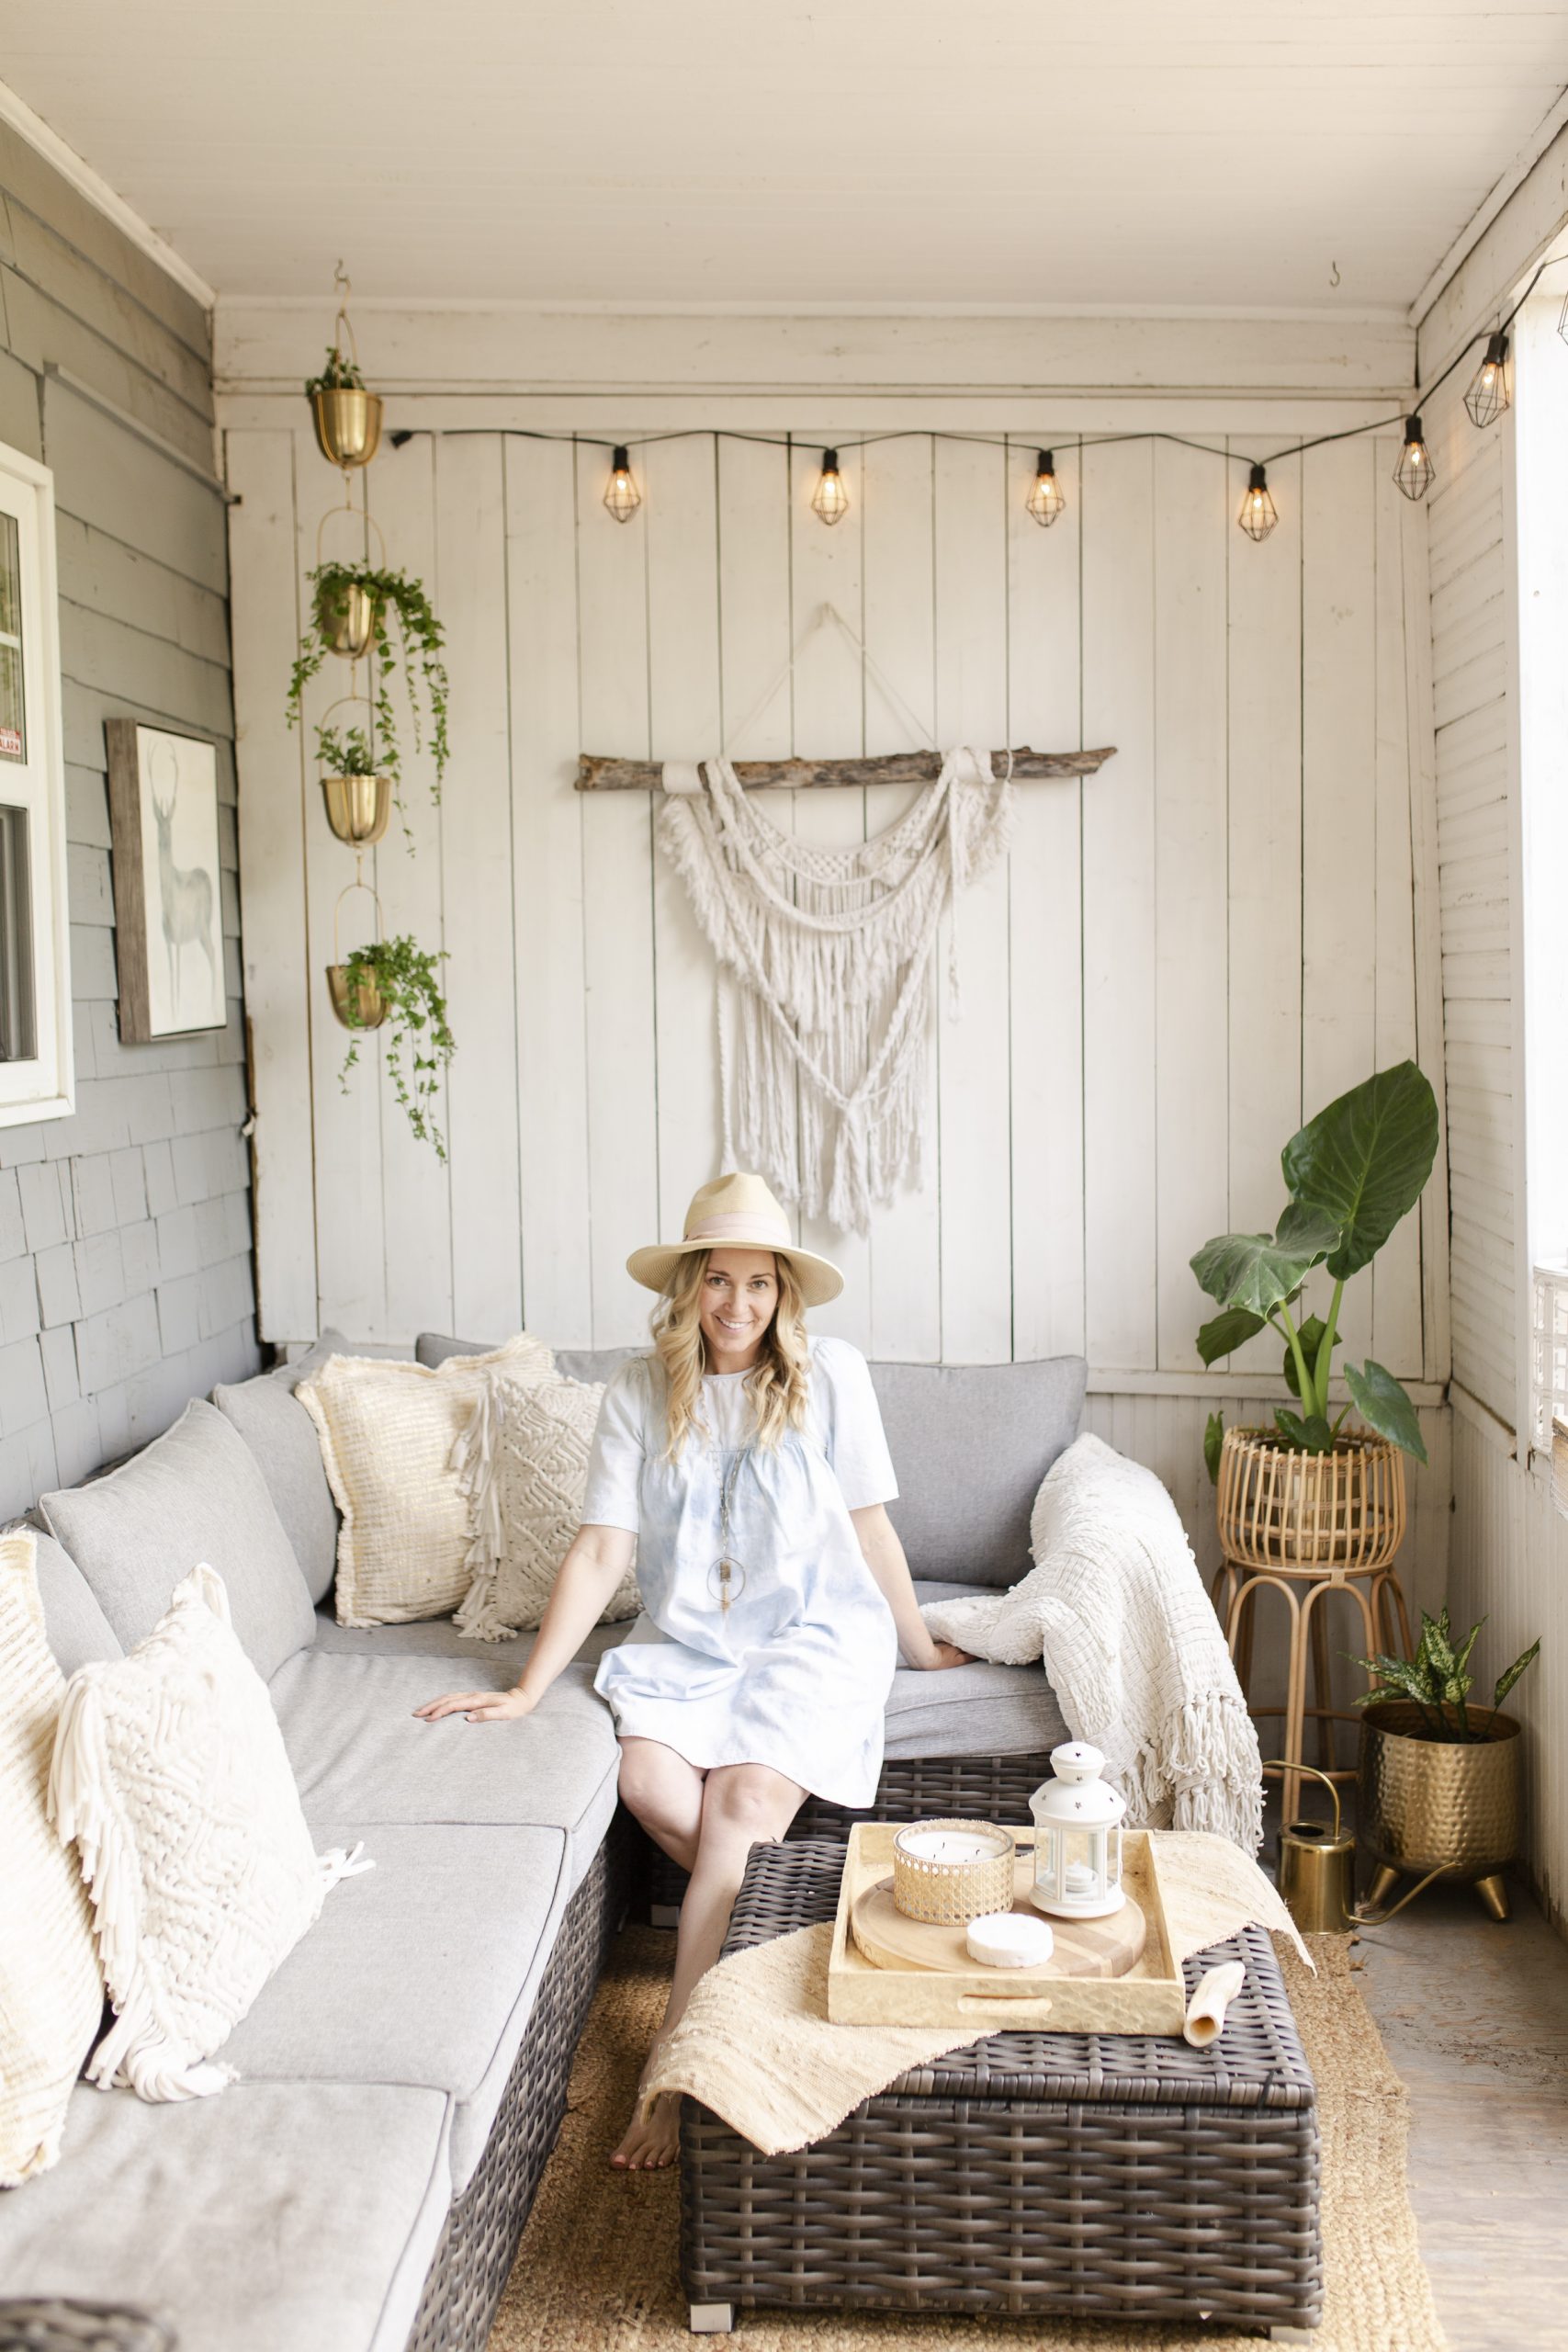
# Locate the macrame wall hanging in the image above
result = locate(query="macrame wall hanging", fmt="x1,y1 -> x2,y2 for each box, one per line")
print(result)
577,604 -> 1115,1239
661,745 -> 1010,1236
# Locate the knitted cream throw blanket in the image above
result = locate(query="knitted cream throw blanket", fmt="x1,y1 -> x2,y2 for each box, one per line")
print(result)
659,748 -> 1014,1236
640,1832 -> 1305,2154
922,1433 -> 1265,1852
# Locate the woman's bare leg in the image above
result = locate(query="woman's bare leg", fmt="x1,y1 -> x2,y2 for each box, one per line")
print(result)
615,1736 -> 705,1872
614,1759 -> 805,2170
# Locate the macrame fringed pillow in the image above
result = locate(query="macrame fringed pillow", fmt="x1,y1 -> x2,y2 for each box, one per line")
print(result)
297,1333 -> 555,1627
48,1564 -> 370,2104
452,1372 -> 639,1641
0,1528 -> 104,2185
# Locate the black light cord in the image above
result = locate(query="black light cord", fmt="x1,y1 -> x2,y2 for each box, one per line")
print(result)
381,252 -> 1568,481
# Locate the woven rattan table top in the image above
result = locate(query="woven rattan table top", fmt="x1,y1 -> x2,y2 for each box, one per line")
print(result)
726,1837 -> 1316,2111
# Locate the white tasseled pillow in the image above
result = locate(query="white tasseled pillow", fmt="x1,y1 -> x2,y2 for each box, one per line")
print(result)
454,1372 -> 639,1641
0,1529 -> 104,2183
48,1565 -> 369,2103
297,1332 -> 555,1627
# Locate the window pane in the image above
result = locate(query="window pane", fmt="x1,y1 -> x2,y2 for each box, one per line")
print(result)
0,802 -> 36,1060
0,513 -> 24,763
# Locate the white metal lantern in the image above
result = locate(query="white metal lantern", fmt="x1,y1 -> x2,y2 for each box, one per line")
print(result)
1028,1741 -> 1127,1919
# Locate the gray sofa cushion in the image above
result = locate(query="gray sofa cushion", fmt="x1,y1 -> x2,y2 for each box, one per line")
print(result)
873,1357 -> 1087,1587
222,1820 -> 572,2197
11,1521 -> 123,1676
214,1330 -> 409,1603
0,2077 -> 452,2352
269,1649 -> 622,1889
308,1601 -> 626,1670
40,1399 -> 317,1680
886,1577 -> 1068,1759
415,1331 -> 640,1386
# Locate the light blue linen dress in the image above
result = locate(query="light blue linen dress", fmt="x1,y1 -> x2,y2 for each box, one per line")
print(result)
587,1336 -> 899,1807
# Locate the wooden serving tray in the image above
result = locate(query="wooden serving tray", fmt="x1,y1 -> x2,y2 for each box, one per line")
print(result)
826,1824 -> 1187,2033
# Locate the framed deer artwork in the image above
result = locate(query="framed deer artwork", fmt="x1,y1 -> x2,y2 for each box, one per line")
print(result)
105,720 -> 225,1040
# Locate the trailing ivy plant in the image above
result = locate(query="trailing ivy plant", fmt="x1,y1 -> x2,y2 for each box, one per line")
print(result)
1355,1606 -> 1540,1742
338,933 -> 455,1159
315,722 -> 378,777
1193,1060 -> 1440,1471
305,345 -> 367,396
288,562 -> 450,819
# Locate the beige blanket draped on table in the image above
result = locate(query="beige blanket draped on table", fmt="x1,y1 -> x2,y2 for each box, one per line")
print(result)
639,1831 -> 1308,2155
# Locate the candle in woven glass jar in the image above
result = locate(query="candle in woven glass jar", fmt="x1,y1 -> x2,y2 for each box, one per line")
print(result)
890,1818 -> 1015,1924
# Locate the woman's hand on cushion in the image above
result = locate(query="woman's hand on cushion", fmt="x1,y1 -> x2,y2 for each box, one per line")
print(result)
925,1640 -> 974,1670
413,1687 -> 537,1724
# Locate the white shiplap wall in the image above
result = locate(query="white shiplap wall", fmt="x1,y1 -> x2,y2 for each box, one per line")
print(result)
225,406 -> 1450,1601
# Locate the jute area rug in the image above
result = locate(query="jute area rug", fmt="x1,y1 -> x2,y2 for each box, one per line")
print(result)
487,1927 -> 1445,2352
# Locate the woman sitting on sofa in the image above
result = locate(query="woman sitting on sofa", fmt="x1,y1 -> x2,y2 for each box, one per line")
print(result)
415,1171 -> 970,2169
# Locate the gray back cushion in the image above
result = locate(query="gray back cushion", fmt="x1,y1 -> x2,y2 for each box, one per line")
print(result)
40,1398 -> 318,1680
8,1521 -> 123,1678
215,1330 -> 409,1604
415,1334 -> 1082,1589
870,1358 -> 1087,1588
415,1333 -> 640,1386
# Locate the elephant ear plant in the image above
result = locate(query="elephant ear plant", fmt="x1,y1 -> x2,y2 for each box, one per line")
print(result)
1194,1060 -> 1440,1476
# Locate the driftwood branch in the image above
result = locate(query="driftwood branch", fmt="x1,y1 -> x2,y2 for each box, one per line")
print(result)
575,746 -> 1115,792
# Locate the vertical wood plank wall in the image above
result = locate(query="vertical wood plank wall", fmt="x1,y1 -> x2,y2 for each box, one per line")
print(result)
1423,319 -> 1565,1925
227,417 -> 1450,1601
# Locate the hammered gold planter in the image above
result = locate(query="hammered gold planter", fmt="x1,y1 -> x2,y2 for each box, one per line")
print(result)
327,965 -> 386,1030
311,387 -> 383,470
321,772 -> 391,847
1217,1428 -> 1405,1572
1359,1700 -> 1521,1919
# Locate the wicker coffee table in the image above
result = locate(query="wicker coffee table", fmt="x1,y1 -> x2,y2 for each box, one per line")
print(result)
681,1838 -> 1322,2336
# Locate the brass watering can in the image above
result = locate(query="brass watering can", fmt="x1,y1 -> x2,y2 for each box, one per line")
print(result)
1269,1764 -> 1359,1934
1267,1761 -> 1452,1932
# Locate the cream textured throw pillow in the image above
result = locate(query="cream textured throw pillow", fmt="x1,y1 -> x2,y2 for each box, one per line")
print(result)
48,1565 -> 369,2103
298,1333 -> 554,1626
0,1529 -> 103,2184
454,1372 -> 639,1641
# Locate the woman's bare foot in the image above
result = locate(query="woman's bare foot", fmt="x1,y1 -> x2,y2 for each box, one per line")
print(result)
610,2089 -> 680,2170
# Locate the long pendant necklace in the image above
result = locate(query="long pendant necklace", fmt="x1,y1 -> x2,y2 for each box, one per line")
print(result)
708,1440 -> 753,1614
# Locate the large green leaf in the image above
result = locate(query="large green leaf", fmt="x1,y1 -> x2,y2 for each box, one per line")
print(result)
1190,1209 -> 1339,1317
1280,1061 -> 1439,1280
1344,1359 -> 1429,1464
1198,1307 -> 1267,1366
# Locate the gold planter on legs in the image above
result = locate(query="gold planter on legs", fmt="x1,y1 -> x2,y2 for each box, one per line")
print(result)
1358,1701 -> 1521,1920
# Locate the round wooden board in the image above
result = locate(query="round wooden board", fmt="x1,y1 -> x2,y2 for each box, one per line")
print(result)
851,1859 -> 1146,1981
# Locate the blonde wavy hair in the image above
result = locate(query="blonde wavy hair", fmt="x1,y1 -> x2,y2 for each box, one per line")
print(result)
652,1250 -> 811,1459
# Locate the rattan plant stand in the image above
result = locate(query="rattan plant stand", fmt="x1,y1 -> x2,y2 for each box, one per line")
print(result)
680,1838 -> 1322,2337
1213,1429 -> 1414,1826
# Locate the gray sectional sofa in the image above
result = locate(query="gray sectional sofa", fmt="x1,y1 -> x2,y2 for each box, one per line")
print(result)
0,1336 -> 1085,2352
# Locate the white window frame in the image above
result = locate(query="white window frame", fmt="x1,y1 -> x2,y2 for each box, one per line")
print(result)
0,440 -> 72,1125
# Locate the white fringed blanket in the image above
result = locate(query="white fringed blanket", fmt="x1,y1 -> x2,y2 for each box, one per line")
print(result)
920,1433 -> 1264,1851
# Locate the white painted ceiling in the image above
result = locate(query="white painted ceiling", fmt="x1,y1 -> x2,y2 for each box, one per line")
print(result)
2,0 -> 1566,312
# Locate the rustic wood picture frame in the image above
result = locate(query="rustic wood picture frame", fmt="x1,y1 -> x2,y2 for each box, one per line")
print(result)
105,718 -> 226,1043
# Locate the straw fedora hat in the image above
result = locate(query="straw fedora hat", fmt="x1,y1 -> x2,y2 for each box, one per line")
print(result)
626,1172 -> 843,1307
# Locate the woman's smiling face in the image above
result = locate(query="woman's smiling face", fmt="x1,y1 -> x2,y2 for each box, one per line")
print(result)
698,1249 -> 780,1370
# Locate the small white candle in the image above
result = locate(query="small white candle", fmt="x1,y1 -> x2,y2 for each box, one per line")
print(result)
1064,1860 -> 1098,1895
900,1829 -> 992,1863
966,1911 -> 1054,1970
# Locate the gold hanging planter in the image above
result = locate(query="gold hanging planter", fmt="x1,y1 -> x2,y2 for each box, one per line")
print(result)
315,575 -> 376,660
311,386 -> 383,471
321,770 -> 391,846
327,876 -> 387,1029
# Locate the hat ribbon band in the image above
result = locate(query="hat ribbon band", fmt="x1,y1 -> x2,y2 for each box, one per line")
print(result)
684,1210 -> 794,1248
